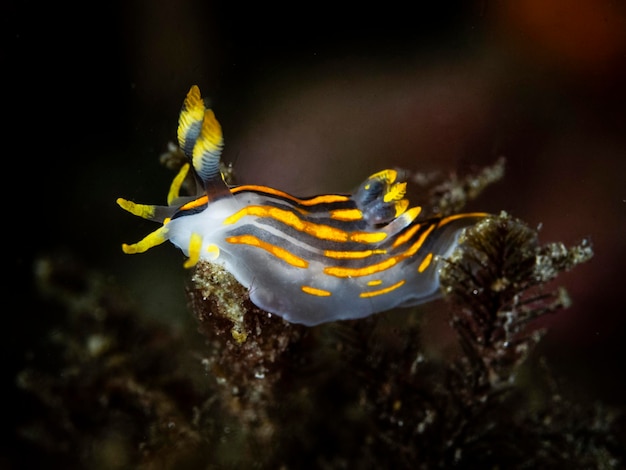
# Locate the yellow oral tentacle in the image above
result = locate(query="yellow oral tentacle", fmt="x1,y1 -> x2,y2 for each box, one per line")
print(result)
121,225 -> 169,254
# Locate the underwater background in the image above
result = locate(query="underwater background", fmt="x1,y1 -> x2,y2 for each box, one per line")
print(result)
6,0 -> 626,467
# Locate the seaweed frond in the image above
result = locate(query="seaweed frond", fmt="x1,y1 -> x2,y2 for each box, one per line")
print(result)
440,211 -> 594,388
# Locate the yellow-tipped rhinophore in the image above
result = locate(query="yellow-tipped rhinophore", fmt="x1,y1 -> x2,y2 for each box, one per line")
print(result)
191,110 -> 224,175
177,85 -> 206,152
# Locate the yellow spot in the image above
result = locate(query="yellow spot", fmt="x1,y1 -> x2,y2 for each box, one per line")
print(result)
206,244 -> 220,259
231,328 -> 248,344
360,279 -> 405,298
116,198 -> 156,220
418,252 -> 434,273
301,285 -> 332,297
184,232 -> 203,268
121,225 -> 169,254
329,208 -> 363,221
367,279 -> 383,286
324,249 -> 386,259
167,163 -> 190,205
226,234 -> 308,268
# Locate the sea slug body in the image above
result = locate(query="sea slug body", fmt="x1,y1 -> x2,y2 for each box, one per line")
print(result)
118,86 -> 487,326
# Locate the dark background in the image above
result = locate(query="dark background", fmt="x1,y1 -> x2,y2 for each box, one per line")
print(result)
5,0 -> 626,458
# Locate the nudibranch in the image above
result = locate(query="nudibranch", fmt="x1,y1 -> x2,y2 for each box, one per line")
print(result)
118,85 -> 488,326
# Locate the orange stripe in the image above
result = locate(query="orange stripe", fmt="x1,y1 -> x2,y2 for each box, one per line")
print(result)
225,234 -> 308,268
301,285 -> 332,297
223,205 -> 386,244
417,252 -> 433,273
404,225 -> 436,257
360,279 -> 405,298
437,212 -> 489,227
324,249 -> 386,259
179,195 -> 208,211
392,223 -> 422,248
232,185 -> 350,206
324,257 -> 398,278
324,224 -> 436,278
329,208 -> 363,221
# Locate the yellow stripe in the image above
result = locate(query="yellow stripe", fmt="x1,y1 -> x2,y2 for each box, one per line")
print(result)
367,279 -> 383,286
360,279 -> 405,298
225,234 -> 308,268
417,252 -> 433,273
301,285 -> 332,297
